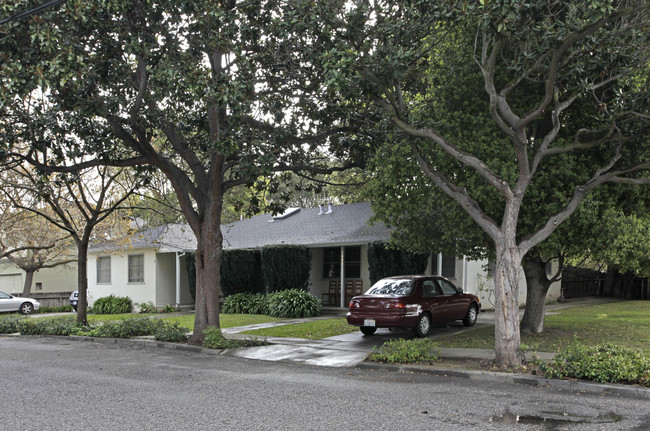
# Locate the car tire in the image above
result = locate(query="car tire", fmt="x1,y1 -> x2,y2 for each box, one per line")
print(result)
463,304 -> 478,327
19,302 -> 34,315
413,313 -> 431,338
360,326 -> 376,336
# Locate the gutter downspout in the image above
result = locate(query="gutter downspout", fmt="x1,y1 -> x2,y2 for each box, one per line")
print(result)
462,255 -> 468,292
339,246 -> 345,308
176,251 -> 186,309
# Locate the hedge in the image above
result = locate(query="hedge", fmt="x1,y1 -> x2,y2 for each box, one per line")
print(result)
367,241 -> 429,285
261,245 -> 311,292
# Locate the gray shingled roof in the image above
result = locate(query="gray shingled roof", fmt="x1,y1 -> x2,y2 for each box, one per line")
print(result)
222,202 -> 390,249
91,202 -> 390,252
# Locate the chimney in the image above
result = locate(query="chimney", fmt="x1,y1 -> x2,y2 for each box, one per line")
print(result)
318,204 -> 324,215
325,203 -> 333,214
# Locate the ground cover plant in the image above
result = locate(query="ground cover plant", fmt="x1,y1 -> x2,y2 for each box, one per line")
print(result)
201,326 -> 267,350
367,338 -> 440,364
0,314 -> 28,334
3,315 -> 189,342
536,343 -> 650,387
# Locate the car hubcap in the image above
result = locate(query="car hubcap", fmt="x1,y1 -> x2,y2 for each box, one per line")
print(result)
419,316 -> 430,334
468,307 -> 477,323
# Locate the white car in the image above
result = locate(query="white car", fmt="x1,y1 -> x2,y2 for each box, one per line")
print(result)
0,290 -> 40,314
69,291 -> 78,311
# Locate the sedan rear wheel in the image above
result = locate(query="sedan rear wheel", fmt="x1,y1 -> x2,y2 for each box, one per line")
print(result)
19,302 -> 34,315
413,313 -> 431,338
463,304 -> 478,327
360,326 -> 376,336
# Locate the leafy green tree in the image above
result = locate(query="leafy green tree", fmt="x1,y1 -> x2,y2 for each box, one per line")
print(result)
0,1 -> 375,342
311,0 -> 650,368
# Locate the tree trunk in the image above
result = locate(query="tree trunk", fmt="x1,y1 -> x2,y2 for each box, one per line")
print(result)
493,243 -> 523,369
76,239 -> 89,324
614,271 -> 635,298
520,257 -> 551,335
188,191 -> 224,346
600,268 -> 617,296
22,269 -> 35,296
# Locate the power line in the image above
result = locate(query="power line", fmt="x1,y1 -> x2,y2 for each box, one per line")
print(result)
0,0 -> 67,26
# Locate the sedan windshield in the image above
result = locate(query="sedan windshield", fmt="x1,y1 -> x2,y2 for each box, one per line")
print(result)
366,279 -> 415,295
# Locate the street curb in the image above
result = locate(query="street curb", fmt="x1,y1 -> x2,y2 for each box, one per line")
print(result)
5,333 -> 649,400
356,362 -> 650,399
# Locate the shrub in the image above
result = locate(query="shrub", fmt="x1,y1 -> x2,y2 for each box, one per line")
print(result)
202,326 -> 266,349
0,314 -> 27,334
85,317 -> 161,338
266,289 -> 322,318
17,316 -> 87,336
161,304 -> 174,313
261,245 -> 311,292
93,295 -> 133,314
367,338 -> 440,364
139,302 -> 156,313
223,293 -> 254,314
223,293 -> 269,315
367,241 -> 429,285
537,343 -> 650,387
154,322 -> 189,342
248,293 -> 269,315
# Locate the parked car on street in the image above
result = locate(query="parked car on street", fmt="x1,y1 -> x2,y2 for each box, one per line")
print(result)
69,291 -> 78,311
346,275 -> 480,337
0,290 -> 40,315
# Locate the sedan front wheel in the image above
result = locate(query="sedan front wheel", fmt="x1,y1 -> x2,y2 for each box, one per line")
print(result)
19,302 -> 34,315
413,313 -> 431,338
463,304 -> 478,327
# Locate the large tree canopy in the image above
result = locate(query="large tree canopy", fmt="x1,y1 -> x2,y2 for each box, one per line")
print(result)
306,0 -> 650,367
0,0 -> 378,342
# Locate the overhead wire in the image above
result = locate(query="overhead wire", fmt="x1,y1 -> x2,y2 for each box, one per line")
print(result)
0,0 -> 67,26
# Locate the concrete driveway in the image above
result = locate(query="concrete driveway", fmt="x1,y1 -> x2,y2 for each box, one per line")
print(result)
222,309 -> 497,367
222,297 -> 615,367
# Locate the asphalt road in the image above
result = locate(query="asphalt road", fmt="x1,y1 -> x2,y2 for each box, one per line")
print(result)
1,336 -> 648,431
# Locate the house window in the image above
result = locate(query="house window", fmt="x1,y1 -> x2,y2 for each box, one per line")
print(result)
128,254 -> 144,283
97,256 -> 111,283
434,254 -> 456,278
35,282 -> 43,291
323,246 -> 361,279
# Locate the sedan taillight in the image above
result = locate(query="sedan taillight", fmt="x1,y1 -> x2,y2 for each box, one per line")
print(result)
382,302 -> 406,309
349,301 -> 360,308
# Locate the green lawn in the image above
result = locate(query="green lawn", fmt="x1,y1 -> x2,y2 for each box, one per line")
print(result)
84,301 -> 650,353
88,313 -> 282,330
435,300 -> 650,354
240,318 -> 358,339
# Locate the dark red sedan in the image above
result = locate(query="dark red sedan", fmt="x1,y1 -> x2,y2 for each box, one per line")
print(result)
346,275 -> 481,337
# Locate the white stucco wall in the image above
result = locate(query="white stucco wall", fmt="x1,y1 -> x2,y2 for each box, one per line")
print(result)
87,249 -> 157,308
461,258 -> 562,310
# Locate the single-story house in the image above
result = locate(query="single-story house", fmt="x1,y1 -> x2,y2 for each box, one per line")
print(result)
86,202 -> 561,310
0,258 -> 77,307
